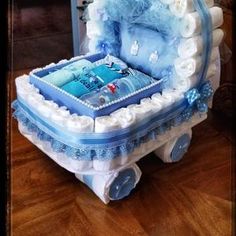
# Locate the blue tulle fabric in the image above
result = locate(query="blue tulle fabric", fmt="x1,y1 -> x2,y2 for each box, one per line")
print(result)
12,81 -> 213,161
88,0 -> 182,79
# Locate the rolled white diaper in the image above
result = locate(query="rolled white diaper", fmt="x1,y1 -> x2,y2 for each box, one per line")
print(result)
178,29 -> 224,58
66,114 -> 94,133
16,81 -> 38,97
174,56 -> 201,78
174,48 -> 218,78
95,116 -> 121,133
50,106 -> 70,127
93,159 -> 121,172
69,159 -> 93,172
162,88 -> 185,102
173,75 -> 199,92
170,0 -> 214,18
151,92 -> 175,109
26,93 -> 45,108
110,108 -> 136,129
181,7 -> 223,37
15,75 -> 29,87
140,97 -> 163,114
44,100 -> 59,110
127,104 -> 153,122
36,100 -> 57,119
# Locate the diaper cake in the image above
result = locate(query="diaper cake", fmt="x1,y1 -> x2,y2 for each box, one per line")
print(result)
12,0 -> 224,203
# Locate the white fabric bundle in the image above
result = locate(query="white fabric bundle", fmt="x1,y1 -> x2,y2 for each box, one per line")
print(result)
110,108 -> 136,128
174,47 -> 219,77
95,116 -> 121,133
178,29 -> 224,58
170,0 -> 214,18
180,7 -> 223,37
66,114 -> 94,133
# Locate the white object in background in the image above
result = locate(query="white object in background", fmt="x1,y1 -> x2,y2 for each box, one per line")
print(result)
180,7 -> 223,37
178,29 -> 224,58
95,116 -> 121,133
169,0 -> 214,18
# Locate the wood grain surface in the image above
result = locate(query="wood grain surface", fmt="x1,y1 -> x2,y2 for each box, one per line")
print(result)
9,70 -> 233,236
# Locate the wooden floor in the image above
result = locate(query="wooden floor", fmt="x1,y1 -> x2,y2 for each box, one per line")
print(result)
10,70 -> 233,236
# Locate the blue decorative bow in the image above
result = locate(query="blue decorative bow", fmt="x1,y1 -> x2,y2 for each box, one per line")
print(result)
185,81 -> 214,113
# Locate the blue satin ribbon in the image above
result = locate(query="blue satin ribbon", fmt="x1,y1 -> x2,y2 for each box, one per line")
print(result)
15,96 -> 187,149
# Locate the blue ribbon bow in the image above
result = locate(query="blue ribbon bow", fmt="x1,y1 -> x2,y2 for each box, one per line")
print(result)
185,81 -> 214,113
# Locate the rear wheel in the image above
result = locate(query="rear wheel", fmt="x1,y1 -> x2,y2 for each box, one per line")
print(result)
154,130 -> 192,163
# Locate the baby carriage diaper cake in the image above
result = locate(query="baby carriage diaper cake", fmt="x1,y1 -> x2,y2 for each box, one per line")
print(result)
12,0 -> 224,203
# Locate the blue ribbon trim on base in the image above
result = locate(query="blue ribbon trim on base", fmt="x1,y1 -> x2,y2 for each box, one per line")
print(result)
12,80 -> 213,161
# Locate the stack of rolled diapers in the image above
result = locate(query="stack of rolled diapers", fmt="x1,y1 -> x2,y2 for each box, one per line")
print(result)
166,0 -> 224,91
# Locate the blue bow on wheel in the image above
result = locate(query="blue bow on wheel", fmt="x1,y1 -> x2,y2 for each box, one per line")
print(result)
185,81 -> 214,113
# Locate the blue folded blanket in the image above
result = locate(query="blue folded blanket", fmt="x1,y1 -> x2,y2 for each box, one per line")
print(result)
61,63 -> 125,97
41,59 -> 94,87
